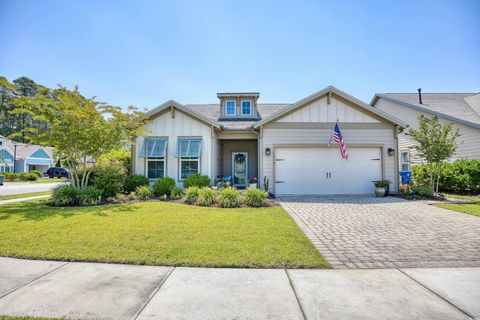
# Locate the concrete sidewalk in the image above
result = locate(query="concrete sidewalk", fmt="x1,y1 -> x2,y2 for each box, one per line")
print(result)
0,194 -> 50,205
0,258 -> 478,320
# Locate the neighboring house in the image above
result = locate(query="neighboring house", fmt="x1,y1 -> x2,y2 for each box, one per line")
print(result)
133,86 -> 406,195
371,91 -> 480,172
0,135 -> 55,173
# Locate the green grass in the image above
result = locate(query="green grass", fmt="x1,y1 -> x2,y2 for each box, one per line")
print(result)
0,191 -> 52,201
0,200 -> 329,268
3,178 -> 68,184
434,194 -> 480,217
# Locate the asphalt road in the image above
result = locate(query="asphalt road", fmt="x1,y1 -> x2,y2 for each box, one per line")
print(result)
0,181 -> 65,196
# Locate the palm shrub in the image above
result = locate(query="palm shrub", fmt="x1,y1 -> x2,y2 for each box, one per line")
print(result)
184,186 -> 199,204
219,187 -> 240,208
196,187 -> 216,206
136,185 -> 153,200
170,186 -> 183,200
51,185 -> 79,206
78,187 -> 102,205
93,158 -> 127,197
153,177 -> 176,197
183,173 -> 211,188
124,174 -> 149,193
244,188 -> 268,207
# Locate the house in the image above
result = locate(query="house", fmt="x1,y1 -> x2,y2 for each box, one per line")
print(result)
0,135 -> 55,173
371,90 -> 480,172
132,86 -> 406,195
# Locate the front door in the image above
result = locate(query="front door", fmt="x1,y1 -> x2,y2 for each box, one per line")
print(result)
232,152 -> 248,187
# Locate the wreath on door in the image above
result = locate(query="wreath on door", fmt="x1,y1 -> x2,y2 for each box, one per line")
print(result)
234,153 -> 245,164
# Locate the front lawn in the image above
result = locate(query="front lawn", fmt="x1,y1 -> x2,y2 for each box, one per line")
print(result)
0,191 -> 52,201
0,200 -> 329,268
435,194 -> 480,217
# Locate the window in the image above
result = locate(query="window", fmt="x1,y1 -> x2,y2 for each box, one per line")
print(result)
180,158 -> 199,180
225,100 -> 236,116
139,138 -> 168,180
400,150 -> 410,171
241,100 -> 252,115
147,158 -> 165,179
174,138 -> 202,180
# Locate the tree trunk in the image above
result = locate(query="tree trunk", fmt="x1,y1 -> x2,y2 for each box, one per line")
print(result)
430,162 -> 435,193
435,161 -> 442,195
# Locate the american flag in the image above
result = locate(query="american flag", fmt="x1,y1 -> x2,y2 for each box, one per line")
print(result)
331,122 -> 348,159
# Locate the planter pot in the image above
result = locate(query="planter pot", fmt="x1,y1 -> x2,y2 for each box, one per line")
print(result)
248,183 -> 258,189
375,187 -> 386,197
385,184 -> 390,196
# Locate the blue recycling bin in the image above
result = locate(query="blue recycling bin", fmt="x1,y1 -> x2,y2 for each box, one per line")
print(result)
399,171 -> 412,185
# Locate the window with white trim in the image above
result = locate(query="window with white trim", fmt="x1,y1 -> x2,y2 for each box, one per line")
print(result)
139,137 -> 168,180
174,138 -> 203,180
400,150 -> 410,171
225,100 -> 236,116
241,100 -> 251,115
147,158 -> 165,179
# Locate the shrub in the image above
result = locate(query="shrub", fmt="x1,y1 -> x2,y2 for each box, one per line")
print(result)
97,149 -> 131,175
18,173 -> 38,181
184,187 -> 199,204
106,196 -> 116,202
413,185 -> 434,198
183,173 -> 211,188
124,174 -> 149,193
51,185 -> 79,206
170,186 -> 183,200
153,177 -> 176,197
4,172 -> 17,181
136,185 -> 153,200
244,188 -> 268,207
128,192 -> 137,200
196,187 -> 216,206
413,160 -> 480,194
219,187 -> 240,208
78,187 -> 102,205
116,193 -> 126,201
93,158 -> 127,197
30,170 -> 44,178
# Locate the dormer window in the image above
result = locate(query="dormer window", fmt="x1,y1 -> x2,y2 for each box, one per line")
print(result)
241,100 -> 252,115
225,100 -> 236,116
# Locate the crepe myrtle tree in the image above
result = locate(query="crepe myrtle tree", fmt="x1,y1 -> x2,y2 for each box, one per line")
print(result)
409,115 -> 460,195
35,86 -> 147,190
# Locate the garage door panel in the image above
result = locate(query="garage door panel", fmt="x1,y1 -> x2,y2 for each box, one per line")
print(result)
275,147 -> 382,195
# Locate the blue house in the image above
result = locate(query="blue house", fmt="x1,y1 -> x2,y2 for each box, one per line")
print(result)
0,135 -> 54,173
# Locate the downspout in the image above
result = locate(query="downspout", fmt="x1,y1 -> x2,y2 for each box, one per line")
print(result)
394,125 -> 400,193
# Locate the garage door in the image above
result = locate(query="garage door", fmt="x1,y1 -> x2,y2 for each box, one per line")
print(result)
275,147 -> 382,195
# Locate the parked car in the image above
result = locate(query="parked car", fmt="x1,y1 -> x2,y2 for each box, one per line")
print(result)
46,167 -> 69,178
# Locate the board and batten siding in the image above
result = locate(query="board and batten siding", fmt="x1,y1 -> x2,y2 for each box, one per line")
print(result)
133,109 -> 213,184
373,98 -> 480,168
261,95 -> 398,194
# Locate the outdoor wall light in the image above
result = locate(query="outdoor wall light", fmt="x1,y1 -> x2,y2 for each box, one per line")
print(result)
387,148 -> 395,156
265,147 -> 271,156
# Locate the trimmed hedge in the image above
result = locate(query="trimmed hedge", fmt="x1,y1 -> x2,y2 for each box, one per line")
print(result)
124,174 -> 149,193
153,177 -> 176,197
412,160 -> 480,194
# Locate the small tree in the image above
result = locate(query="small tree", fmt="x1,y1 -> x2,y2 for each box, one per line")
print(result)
35,86 -> 146,190
409,115 -> 460,195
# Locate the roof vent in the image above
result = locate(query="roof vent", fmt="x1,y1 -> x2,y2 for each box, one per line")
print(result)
417,88 -> 423,104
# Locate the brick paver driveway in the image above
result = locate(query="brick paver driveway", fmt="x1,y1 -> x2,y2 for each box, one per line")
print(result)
278,196 -> 480,269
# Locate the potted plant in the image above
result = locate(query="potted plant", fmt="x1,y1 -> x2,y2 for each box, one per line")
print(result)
248,176 -> 258,188
373,179 -> 391,197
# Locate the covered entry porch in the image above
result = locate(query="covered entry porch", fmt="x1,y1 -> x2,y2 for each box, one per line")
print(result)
218,139 -> 258,187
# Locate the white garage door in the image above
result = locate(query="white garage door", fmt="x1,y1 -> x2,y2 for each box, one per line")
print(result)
275,147 -> 382,195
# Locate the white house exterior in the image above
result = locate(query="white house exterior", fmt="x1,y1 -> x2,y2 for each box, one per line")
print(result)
133,86 -> 406,195
371,92 -> 480,172
0,135 -> 54,173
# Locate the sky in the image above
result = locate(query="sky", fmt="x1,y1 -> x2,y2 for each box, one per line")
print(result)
0,0 -> 479,110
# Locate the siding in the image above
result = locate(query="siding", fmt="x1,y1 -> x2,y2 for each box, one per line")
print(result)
374,98 -> 480,168
278,95 -> 380,123
133,109 -> 213,184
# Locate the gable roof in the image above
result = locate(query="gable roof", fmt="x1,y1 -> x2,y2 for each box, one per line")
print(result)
3,140 -> 54,160
371,93 -> 480,129
147,86 -> 407,131
252,86 -> 406,128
